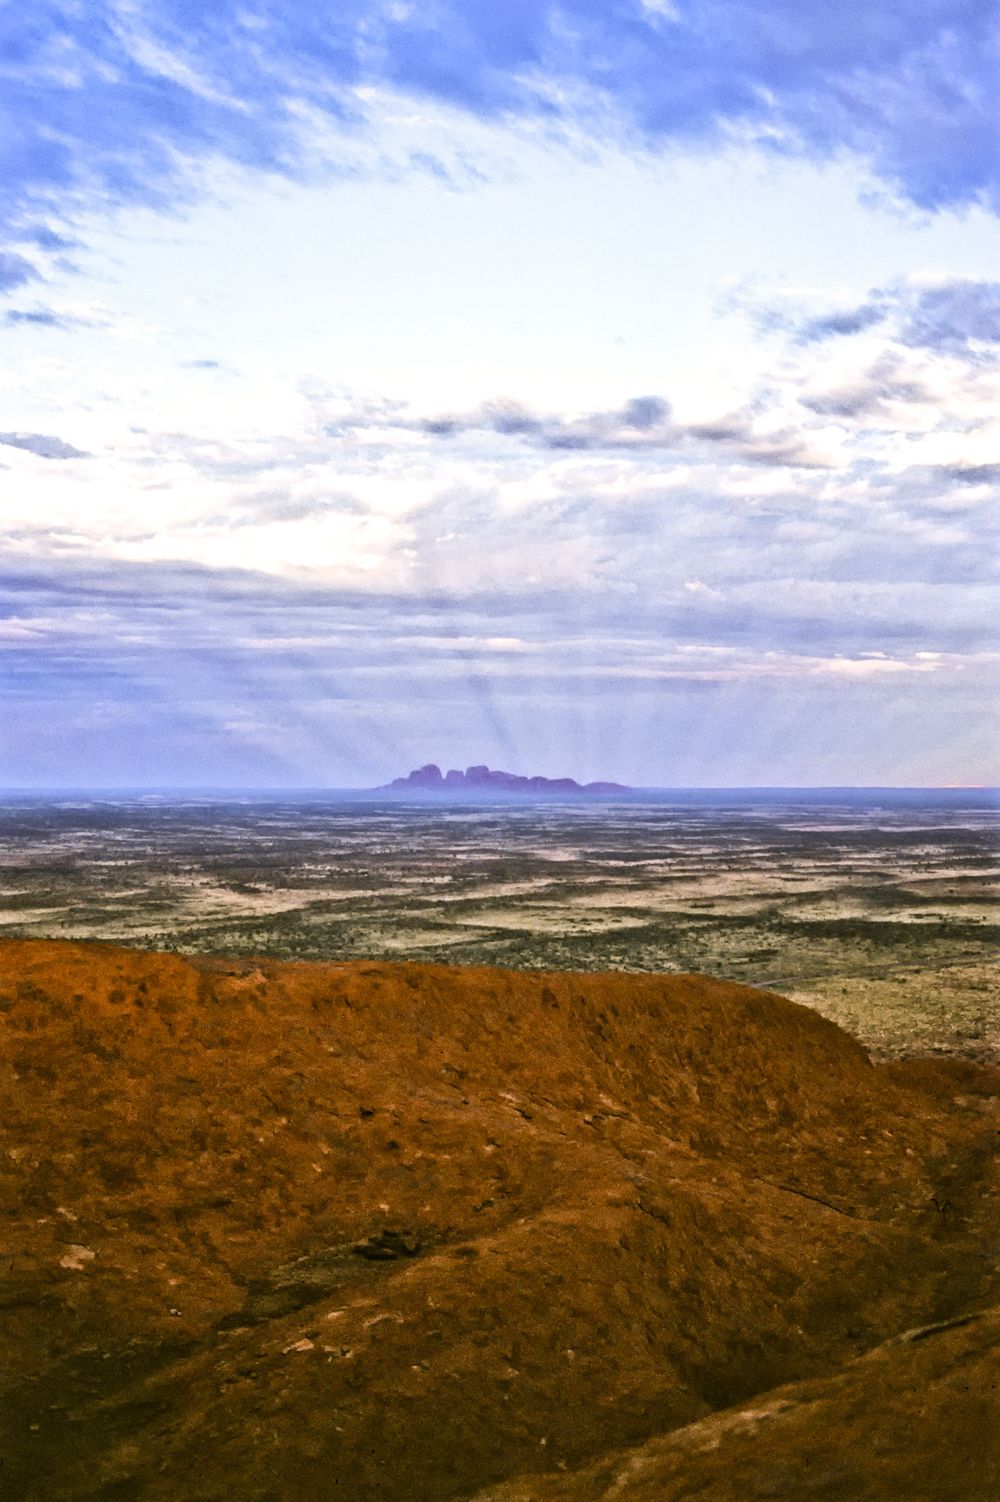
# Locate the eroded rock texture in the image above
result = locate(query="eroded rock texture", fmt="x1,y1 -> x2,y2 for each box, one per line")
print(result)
1,939 -> 997,1500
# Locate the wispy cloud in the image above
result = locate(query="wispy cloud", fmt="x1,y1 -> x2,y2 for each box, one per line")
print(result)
4,3 -> 1000,273
415,394 -> 836,469
4,305 -> 96,330
0,250 -> 38,291
753,277 -> 1000,357
0,431 -> 89,460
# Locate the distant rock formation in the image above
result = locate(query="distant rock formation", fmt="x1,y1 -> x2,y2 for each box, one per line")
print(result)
381,762 -> 630,795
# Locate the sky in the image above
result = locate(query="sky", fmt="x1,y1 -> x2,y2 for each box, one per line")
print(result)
1,2 -> 999,788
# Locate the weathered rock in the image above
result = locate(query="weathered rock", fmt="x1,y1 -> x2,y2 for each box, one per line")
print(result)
472,1308 -> 1000,1501
352,1229 -> 422,1260
1,938 -> 997,1502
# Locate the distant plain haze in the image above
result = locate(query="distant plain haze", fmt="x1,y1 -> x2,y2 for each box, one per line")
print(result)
2,5 -> 999,788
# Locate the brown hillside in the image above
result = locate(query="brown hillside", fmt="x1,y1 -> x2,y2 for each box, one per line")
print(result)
474,1307 -> 1000,1501
1,938 -> 998,1501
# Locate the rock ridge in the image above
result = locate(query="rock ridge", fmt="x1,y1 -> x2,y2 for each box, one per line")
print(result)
379,762 -> 630,795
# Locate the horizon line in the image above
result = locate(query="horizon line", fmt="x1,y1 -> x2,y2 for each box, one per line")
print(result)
1,784 -> 996,796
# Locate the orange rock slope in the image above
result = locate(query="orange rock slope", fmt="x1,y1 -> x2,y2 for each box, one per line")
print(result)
1,938 -> 998,1501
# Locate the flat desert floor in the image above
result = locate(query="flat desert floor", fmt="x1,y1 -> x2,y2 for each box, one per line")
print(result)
0,791 -> 996,1064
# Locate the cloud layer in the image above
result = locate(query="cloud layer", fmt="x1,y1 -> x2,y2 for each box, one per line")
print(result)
3,550 -> 997,787
4,11 -> 999,785
5,2 -> 1000,272
3,268 -> 998,785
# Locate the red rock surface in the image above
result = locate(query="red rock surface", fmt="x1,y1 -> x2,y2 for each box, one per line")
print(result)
1,938 -> 997,1501
475,1309 -> 1000,1501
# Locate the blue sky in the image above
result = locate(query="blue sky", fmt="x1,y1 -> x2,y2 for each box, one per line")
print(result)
1,2 -> 998,786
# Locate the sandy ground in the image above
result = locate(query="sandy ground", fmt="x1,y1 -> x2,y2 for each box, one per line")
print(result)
1,795 -> 995,1062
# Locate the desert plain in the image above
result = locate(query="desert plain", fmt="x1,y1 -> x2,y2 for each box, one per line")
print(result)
1,791 -> 996,1063
1,791 -> 997,1500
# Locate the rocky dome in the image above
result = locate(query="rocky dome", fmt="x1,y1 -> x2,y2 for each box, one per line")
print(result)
381,763 -> 630,795
2,938 -> 998,1500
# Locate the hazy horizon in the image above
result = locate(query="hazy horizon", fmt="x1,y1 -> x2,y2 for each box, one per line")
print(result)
2,783 -> 996,800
